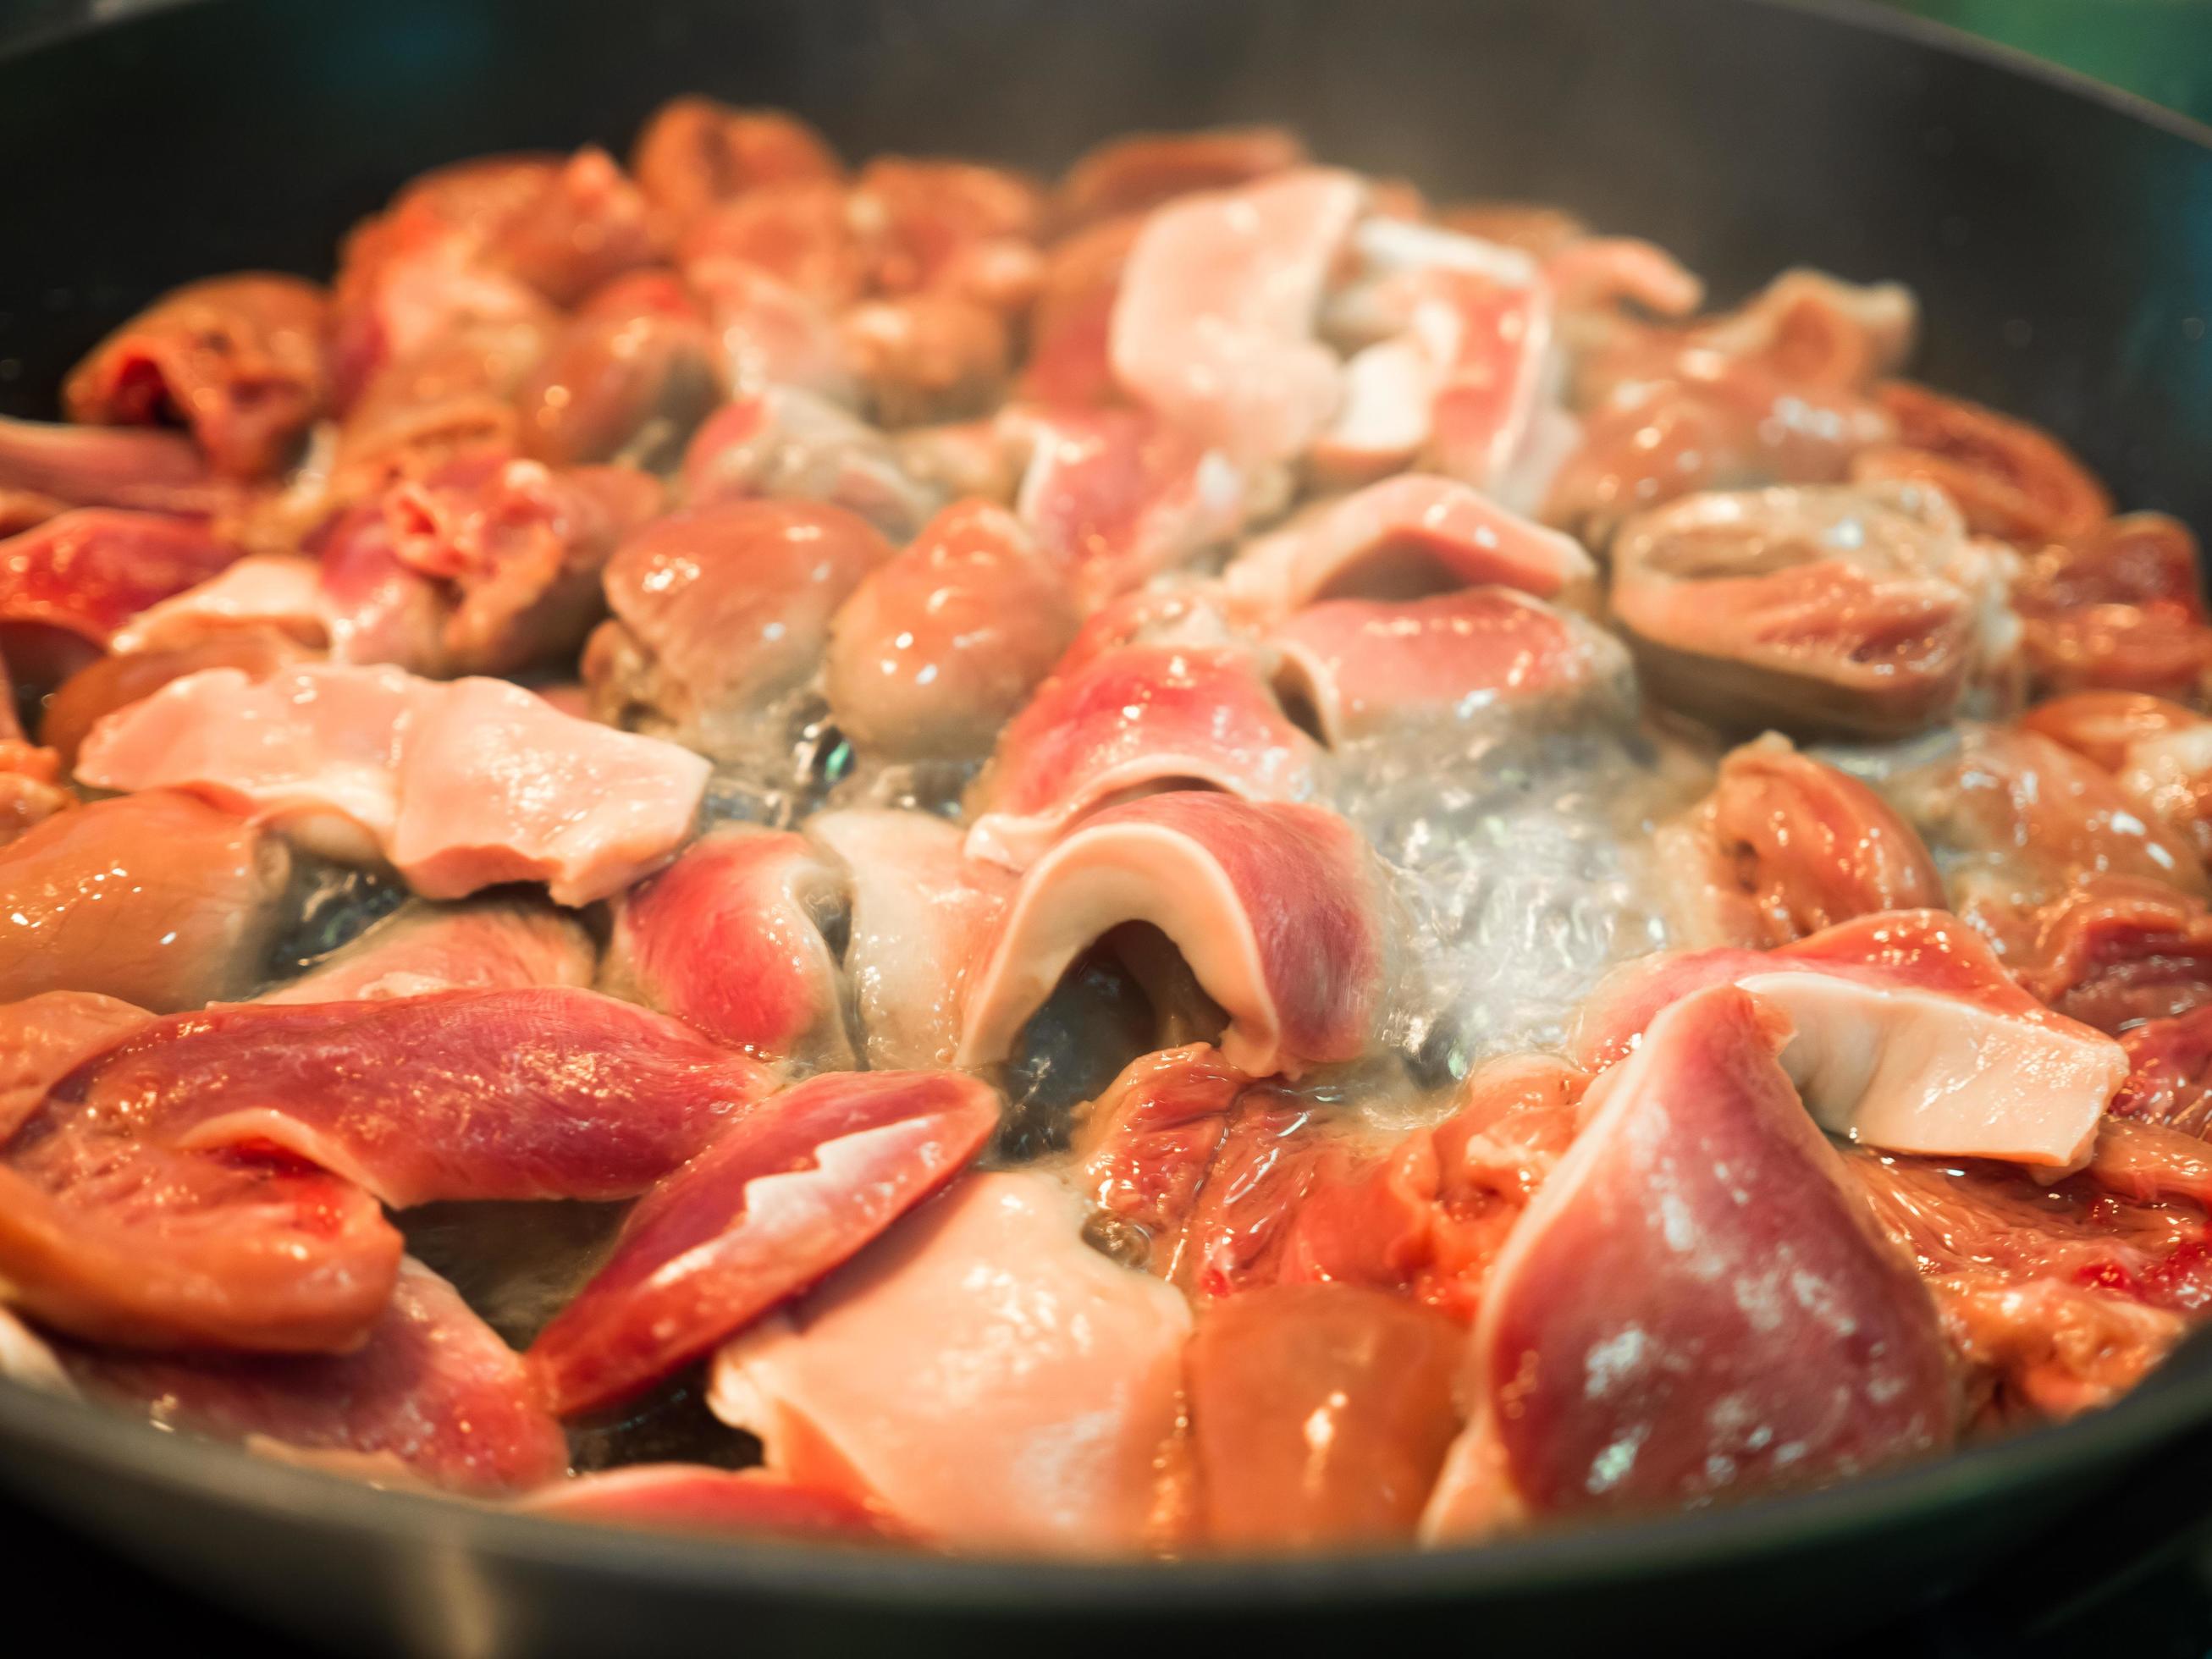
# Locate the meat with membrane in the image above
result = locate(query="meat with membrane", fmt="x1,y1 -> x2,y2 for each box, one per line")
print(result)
56,1259 -> 567,1495
516,1465 -> 899,1541
1851,381 -> 2111,547
586,498 -> 892,761
628,96 -> 844,230
0,791 -> 290,1012
961,642 -> 1325,870
709,1170 -> 1190,1554
2024,692 -> 2212,868
1223,472 -> 1594,624
0,508 -> 240,684
676,179 -> 869,311
0,987 -> 773,1351
2115,1006 -> 2212,1135
1608,482 -> 2014,740
601,824 -> 852,1066
1655,733 -> 1946,949
257,897 -> 595,1005
76,662 -> 709,904
1184,1283 -> 1462,1550
680,390 -> 940,539
1574,909 -> 2127,1169
1109,168 -> 1364,467
0,992 -> 154,1140
850,156 -> 1044,304
803,809 -> 1012,1070
531,1070 -> 1000,1414
836,292 -> 1011,428
1266,587 -> 1625,744
63,275 -> 330,480
1018,216 -> 1140,408
1010,404 -> 1249,604
825,499 -> 1079,762
1423,987 -> 1953,1539
2009,876 -> 2212,1034
1052,125 -> 1306,230
957,793 -> 1390,1080
514,271 -> 721,471
2013,515 -> 2212,702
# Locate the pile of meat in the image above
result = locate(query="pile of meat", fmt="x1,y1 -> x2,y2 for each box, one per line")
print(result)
4,102 -> 2212,1557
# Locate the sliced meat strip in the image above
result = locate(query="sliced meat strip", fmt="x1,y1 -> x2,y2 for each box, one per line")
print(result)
1424,986 -> 1953,1538
531,1070 -> 999,1414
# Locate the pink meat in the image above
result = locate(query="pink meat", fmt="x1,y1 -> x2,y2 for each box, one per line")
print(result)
516,1465 -> 900,1541
0,509 -> 240,683
825,499 -> 1080,762
108,555 -> 328,655
0,992 -> 154,1140
679,393 -> 939,541
0,987 -> 773,1353
963,642 -> 1324,869
1572,910 -> 2127,1169
0,791 -> 292,1012
76,663 -> 709,903
0,416 -> 225,516
258,898 -> 596,1004
532,1070 -> 1000,1414
603,825 -> 851,1066
515,272 -> 720,470
1108,168 -> 1362,466
957,793 -> 1388,1079
1222,473 -> 1593,623
1266,587 -> 1621,743
1424,986 -> 1952,1537
60,1259 -> 567,1495
708,1171 -> 1190,1553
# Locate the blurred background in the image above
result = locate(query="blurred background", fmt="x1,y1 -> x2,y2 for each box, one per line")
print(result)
1882,0 -> 2212,123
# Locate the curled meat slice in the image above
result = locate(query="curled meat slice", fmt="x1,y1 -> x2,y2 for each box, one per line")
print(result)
77,663 -> 708,904
0,791 -> 290,1012
1610,482 -> 2011,739
603,825 -> 852,1066
58,1259 -> 566,1494
825,499 -> 1079,762
516,272 -> 721,470
63,275 -> 329,479
1109,168 -> 1363,466
962,642 -> 1324,870
1012,405 -> 1247,603
0,509 -> 239,684
2011,877 -> 2212,1034
958,794 -> 1389,1079
629,96 -> 843,229
2014,515 -> 2212,702
261,897 -> 595,1005
0,417 -> 225,516
532,1070 -> 999,1415
1223,473 -> 1594,624
106,559 -> 326,657
680,391 -> 941,541
1053,125 -> 1306,229
1575,909 -> 2127,1170
709,1170 -> 1190,1554
804,810 -> 1012,1070
0,988 -> 771,1351
1852,381 -> 2110,545
586,499 -> 893,759
1185,1283 -> 1461,1551
1267,587 -> 1624,744
1426,987 -> 1951,1538
1656,733 -> 1944,948
516,1466 -> 898,1542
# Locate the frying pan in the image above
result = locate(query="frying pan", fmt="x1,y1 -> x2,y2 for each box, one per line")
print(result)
0,0 -> 2209,1652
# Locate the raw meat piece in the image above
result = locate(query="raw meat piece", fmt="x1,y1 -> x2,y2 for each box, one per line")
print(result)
838,292 -> 1011,428
1053,126 -> 1306,229
108,557 -> 327,655
958,794 -> 1390,1079
1851,381 -> 2111,545
516,1465 -> 899,1541
2115,1007 -> 2212,1136
804,810 -> 1013,1070
59,1259 -> 566,1494
1424,987 -> 1952,1537
1109,168 -> 1363,466
602,825 -> 851,1066
963,642 -> 1325,869
851,157 -> 1043,303
709,1171 -> 1189,1553
77,663 -> 709,904
680,390 -> 941,539
0,791 -> 290,1012
0,416 -> 226,515
1574,909 -> 2127,1169
531,1069 -> 999,1414
585,498 -> 892,760
1224,473 -> 1593,623
1656,734 -> 1945,948
0,509 -> 240,684
63,275 -> 330,479
1073,1044 -> 1249,1271
0,992 -> 154,1139
825,499 -> 1079,762
39,631 -> 308,770
629,97 -> 843,229
515,271 -> 721,470
259,898 -> 595,1004
2014,515 -> 2212,702
2011,877 -> 2212,1033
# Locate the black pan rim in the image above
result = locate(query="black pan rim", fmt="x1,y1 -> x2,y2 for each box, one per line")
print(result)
3,0 -> 2212,1617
